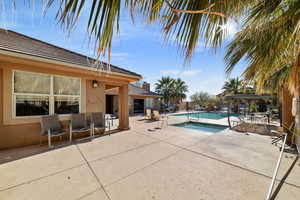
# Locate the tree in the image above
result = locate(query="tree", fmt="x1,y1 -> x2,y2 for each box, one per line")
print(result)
208,95 -> 222,111
190,92 -> 210,107
191,92 -> 223,111
172,78 -> 188,103
155,76 -> 175,104
155,77 -> 188,105
222,78 -> 242,95
221,78 -> 242,113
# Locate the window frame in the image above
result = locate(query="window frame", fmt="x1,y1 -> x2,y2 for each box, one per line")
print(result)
12,70 -> 81,119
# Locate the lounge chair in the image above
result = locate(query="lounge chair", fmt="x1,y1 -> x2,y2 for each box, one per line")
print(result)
69,113 -> 93,142
153,110 -> 168,128
145,108 -> 152,120
40,115 -> 67,148
91,112 -> 106,136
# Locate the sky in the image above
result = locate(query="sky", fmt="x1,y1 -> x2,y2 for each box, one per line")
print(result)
0,1 -> 246,99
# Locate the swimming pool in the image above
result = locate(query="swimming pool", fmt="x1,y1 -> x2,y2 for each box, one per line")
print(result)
173,122 -> 228,133
174,112 -> 238,120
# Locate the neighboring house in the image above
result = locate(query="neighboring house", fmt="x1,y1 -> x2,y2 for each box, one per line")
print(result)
105,82 -> 161,115
0,29 -> 142,149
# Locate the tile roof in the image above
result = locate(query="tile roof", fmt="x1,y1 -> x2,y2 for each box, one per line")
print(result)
0,29 -> 141,77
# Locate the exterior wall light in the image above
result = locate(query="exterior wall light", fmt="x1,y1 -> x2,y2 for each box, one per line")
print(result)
92,80 -> 98,88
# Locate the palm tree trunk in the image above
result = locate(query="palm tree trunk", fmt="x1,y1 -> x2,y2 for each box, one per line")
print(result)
281,87 -> 294,144
227,102 -> 232,129
294,71 -> 300,149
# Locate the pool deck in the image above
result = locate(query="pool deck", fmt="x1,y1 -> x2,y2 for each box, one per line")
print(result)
0,115 -> 299,199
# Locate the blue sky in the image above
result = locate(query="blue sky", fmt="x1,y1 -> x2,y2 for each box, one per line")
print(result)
0,1 -> 245,99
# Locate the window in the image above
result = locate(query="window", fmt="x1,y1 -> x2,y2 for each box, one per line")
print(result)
145,98 -> 154,108
16,95 -> 49,117
13,71 -> 81,117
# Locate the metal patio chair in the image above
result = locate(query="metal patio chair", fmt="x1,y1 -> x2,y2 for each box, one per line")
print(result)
40,115 -> 67,148
69,113 -> 93,142
90,112 -> 106,136
153,110 -> 168,128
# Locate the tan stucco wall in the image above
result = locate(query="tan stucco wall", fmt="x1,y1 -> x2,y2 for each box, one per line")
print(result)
86,80 -> 105,113
0,62 -> 129,149
0,68 -> 39,149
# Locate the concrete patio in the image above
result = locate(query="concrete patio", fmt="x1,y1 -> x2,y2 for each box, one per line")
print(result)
0,116 -> 300,200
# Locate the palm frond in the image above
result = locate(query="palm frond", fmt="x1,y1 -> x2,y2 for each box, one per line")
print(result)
225,0 -> 300,94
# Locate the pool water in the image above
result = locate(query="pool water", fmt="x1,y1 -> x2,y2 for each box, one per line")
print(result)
174,112 -> 238,120
173,122 -> 228,133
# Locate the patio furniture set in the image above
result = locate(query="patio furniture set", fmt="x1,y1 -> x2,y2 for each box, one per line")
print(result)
40,112 -> 112,148
145,109 -> 169,128
232,112 -> 272,127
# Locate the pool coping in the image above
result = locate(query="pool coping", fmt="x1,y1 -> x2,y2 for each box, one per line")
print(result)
172,111 -> 238,119
171,120 -> 230,134
174,121 -> 229,128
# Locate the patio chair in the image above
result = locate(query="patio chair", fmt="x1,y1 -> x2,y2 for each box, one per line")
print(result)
91,112 -> 106,136
69,113 -> 92,142
271,122 -> 294,145
40,115 -> 67,148
153,110 -> 168,128
145,108 -> 152,120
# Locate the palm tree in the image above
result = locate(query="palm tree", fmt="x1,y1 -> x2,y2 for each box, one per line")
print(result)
155,76 -> 175,104
155,77 -> 188,104
172,78 -> 188,103
224,0 -> 300,141
222,78 -> 242,113
222,78 -> 242,95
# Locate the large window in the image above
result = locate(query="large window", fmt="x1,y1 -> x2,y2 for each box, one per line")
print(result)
13,71 -> 81,117
145,98 -> 154,108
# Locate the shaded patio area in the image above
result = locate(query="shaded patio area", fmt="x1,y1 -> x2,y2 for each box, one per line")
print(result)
0,116 -> 300,199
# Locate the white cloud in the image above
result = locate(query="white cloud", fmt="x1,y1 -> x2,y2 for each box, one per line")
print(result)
182,70 -> 202,76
